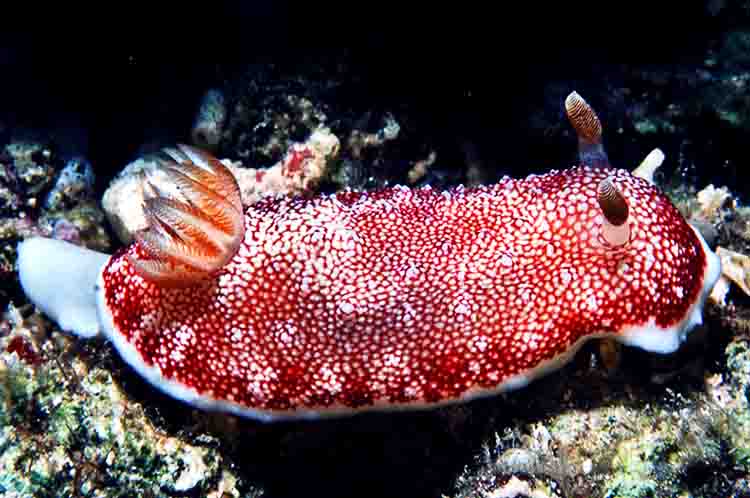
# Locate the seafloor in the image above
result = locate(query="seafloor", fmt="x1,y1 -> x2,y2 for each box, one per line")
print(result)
3,10 -> 750,498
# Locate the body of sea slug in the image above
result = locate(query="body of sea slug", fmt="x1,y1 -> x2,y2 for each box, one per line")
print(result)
17,92 -> 721,421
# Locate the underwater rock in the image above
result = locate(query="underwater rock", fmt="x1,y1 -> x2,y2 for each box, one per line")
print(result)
43,156 -> 95,211
0,137 -> 109,300
0,141 -> 57,216
102,127 -> 339,244
716,246 -> 750,297
191,88 -> 227,151
696,184 -> 735,221
0,307 -> 248,497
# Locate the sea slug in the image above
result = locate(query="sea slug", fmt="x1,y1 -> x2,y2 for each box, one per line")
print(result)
17,92 -> 721,421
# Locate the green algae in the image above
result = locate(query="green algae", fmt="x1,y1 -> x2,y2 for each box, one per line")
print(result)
722,338 -> 750,469
0,327 -> 251,497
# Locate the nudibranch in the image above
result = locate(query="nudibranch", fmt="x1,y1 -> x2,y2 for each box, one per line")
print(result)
17,92 -> 721,421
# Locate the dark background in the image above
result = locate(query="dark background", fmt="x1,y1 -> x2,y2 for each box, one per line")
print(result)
0,0 -> 733,190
